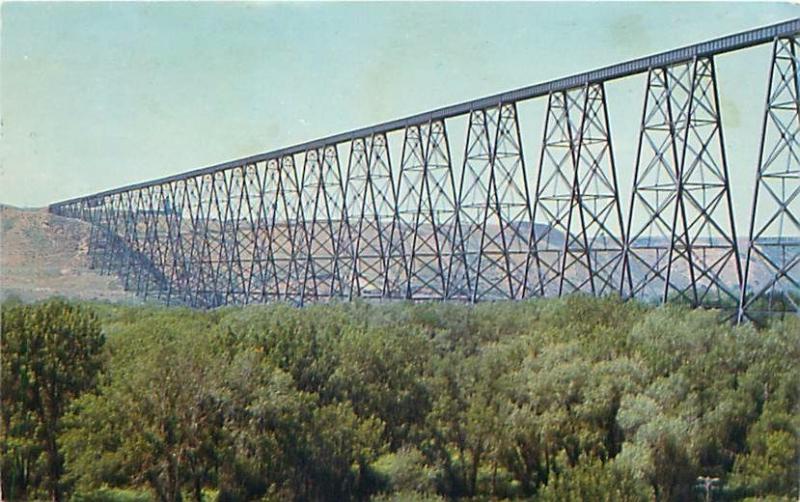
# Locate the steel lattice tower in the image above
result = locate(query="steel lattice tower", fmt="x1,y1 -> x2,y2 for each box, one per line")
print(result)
447,108 -> 495,301
472,103 -> 532,301
625,57 -> 742,308
668,57 -> 742,308
346,134 -> 397,299
301,145 -> 351,302
623,65 -> 687,302
531,83 -> 627,297
738,36 -> 800,321
386,120 -> 459,300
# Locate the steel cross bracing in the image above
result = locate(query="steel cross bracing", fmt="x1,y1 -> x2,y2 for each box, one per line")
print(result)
448,103 -> 532,302
738,36 -> 800,321
387,120 -> 459,300
623,57 -> 743,310
532,83 -> 628,299
49,20 -> 800,321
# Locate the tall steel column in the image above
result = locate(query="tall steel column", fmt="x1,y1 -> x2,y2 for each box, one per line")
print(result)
666,56 -> 742,308
346,134 -> 397,299
388,120 -> 459,300
236,163 -> 265,304
289,150 -> 317,305
133,185 -> 170,301
187,174 -> 216,306
259,159 -> 284,303
276,155 -> 305,303
87,196 -> 110,272
738,36 -> 800,321
623,64 -> 693,302
242,161 -> 277,305
158,179 -> 186,305
90,194 -> 114,274
300,145 -> 350,302
202,170 -> 237,306
216,168 -> 250,305
561,83 -> 628,296
184,174 -> 214,306
531,83 -> 626,297
457,102 -> 531,302
531,90 -> 575,297
447,108 -> 495,301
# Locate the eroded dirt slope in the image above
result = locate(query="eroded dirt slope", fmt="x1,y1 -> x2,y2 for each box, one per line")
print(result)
0,205 -> 135,302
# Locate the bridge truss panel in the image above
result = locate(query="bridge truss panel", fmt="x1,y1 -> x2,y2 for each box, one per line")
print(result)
387,120 -> 460,300
530,83 -> 627,298
739,36 -> 800,321
667,56 -> 743,309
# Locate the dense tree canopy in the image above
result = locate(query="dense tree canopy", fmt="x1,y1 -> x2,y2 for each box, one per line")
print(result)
1,296 -> 798,501
1,299 -> 105,501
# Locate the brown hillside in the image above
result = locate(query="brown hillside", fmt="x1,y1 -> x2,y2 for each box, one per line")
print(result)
0,205 -> 135,302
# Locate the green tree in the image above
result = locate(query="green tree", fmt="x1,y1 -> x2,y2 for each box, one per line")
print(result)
3,296 -> 797,501
61,315 -> 222,502
1,299 -> 105,501
729,406 -> 800,498
328,325 -> 433,448
537,456 -> 653,502
423,342 -> 519,497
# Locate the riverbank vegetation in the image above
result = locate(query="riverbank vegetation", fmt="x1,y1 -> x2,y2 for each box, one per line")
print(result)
2,297 -> 798,501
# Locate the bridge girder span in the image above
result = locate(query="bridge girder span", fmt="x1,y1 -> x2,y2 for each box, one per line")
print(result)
50,24 -> 800,321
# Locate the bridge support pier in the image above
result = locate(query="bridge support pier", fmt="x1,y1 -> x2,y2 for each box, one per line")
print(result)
624,57 -> 741,309
531,83 -> 627,298
387,120 -> 459,300
298,145 -> 351,304
738,36 -> 800,321
346,134 -> 397,300
451,103 -> 532,302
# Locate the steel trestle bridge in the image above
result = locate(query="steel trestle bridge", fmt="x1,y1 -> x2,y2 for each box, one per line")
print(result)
50,19 -> 800,322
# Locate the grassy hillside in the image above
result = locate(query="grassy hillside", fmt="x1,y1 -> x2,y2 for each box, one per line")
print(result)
0,205 -> 135,303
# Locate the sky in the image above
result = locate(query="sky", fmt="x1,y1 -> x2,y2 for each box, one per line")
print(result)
1,1 -> 798,235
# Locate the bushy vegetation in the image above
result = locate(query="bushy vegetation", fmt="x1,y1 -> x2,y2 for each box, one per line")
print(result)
1,296 -> 798,501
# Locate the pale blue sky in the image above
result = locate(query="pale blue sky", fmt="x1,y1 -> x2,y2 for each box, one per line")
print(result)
1,1 -> 798,235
